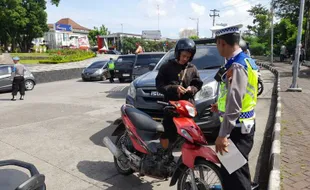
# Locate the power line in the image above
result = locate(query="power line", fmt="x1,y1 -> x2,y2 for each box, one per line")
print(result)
210,9 -> 220,37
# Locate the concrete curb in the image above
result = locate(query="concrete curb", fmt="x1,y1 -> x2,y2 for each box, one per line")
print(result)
32,67 -> 84,84
256,62 -> 281,190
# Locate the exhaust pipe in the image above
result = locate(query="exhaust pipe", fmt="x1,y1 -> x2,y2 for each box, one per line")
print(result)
103,137 -> 126,161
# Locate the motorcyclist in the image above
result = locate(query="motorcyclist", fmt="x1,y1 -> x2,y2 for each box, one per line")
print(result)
155,38 -> 203,150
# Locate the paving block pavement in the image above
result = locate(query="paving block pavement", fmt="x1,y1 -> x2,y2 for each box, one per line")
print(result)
270,62 -> 310,190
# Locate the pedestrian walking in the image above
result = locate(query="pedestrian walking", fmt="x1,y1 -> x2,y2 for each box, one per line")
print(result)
280,44 -> 286,62
135,43 -> 144,54
107,58 -> 115,83
11,56 -> 26,101
210,24 -> 259,190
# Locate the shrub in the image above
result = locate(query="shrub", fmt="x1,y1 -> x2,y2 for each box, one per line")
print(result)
39,49 -> 95,64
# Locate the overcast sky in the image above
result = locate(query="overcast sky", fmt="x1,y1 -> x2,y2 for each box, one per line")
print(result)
46,0 -> 271,38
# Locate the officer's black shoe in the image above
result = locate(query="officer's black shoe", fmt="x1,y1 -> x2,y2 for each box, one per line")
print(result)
11,96 -> 16,101
20,96 -> 24,100
251,182 -> 259,190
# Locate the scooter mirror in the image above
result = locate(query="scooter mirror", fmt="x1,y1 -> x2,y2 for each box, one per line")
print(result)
15,174 -> 45,190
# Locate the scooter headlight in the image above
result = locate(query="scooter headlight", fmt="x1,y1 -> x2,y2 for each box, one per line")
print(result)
185,105 -> 197,117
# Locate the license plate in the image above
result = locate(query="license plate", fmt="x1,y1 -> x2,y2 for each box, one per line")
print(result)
151,91 -> 164,97
123,73 -> 130,77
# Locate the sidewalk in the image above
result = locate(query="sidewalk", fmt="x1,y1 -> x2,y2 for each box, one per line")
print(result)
272,62 -> 310,190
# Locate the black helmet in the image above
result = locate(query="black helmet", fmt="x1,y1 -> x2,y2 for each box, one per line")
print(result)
239,39 -> 247,52
175,38 -> 196,62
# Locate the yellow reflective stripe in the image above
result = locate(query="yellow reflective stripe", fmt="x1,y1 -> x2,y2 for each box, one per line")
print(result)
246,89 -> 255,99
247,83 -> 256,92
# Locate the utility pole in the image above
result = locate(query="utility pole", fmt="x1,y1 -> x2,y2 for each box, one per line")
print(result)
305,9 -> 310,59
210,9 -> 220,38
288,0 -> 305,92
270,0 -> 274,66
157,4 -> 159,30
121,24 -> 123,33
189,17 -> 199,37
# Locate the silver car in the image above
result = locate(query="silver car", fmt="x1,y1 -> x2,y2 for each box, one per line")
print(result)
81,61 -> 110,81
0,64 -> 36,92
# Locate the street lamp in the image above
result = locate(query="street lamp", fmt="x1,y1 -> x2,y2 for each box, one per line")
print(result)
189,17 -> 199,37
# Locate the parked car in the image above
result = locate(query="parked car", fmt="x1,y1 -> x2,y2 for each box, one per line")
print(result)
131,52 -> 165,80
81,61 -> 110,81
126,39 -> 225,138
0,64 -> 36,92
114,55 -> 136,83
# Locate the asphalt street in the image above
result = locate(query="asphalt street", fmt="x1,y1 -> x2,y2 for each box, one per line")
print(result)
0,69 -> 274,190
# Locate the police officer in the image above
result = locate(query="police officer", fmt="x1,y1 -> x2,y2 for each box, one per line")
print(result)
107,58 -> 115,83
11,56 -> 26,101
155,38 -> 203,150
210,24 -> 259,190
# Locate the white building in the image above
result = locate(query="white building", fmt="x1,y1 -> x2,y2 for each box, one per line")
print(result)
34,18 -> 91,50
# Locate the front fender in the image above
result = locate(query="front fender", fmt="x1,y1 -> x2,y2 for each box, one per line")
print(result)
111,118 -> 125,136
169,156 -> 186,187
182,143 -> 220,169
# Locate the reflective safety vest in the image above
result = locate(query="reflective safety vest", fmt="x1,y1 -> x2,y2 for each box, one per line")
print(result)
217,52 -> 259,123
108,61 -> 115,70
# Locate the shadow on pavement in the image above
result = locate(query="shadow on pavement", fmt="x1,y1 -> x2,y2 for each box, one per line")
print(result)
104,86 -> 129,99
90,119 -> 121,147
278,67 -> 310,79
0,98 -> 12,101
77,160 -> 154,190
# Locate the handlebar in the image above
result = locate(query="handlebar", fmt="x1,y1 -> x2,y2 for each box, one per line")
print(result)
0,160 -> 46,190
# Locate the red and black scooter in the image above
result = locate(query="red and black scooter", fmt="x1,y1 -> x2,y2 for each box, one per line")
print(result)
103,100 -> 223,190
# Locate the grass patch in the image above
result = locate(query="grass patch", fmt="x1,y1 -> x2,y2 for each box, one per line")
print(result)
281,120 -> 288,124
11,49 -> 95,64
39,49 -> 95,64
19,60 -> 40,64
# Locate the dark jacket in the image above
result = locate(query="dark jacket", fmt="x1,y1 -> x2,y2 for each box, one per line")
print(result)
155,59 -> 203,104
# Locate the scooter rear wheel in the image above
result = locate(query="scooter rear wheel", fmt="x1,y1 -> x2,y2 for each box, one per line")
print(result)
177,159 -> 223,190
113,134 -> 134,175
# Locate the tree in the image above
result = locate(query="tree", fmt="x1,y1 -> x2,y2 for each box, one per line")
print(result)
273,18 -> 300,54
0,0 -> 59,52
88,25 -> 110,46
179,29 -> 197,38
51,0 -> 61,6
273,0 -> 310,24
247,4 -> 270,38
189,35 -> 199,40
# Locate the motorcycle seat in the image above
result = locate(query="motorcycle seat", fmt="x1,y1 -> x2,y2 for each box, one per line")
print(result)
124,107 -> 164,133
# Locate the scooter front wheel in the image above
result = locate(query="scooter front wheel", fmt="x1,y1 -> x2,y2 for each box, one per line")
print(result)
113,134 -> 134,175
257,78 -> 264,96
177,159 -> 223,190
